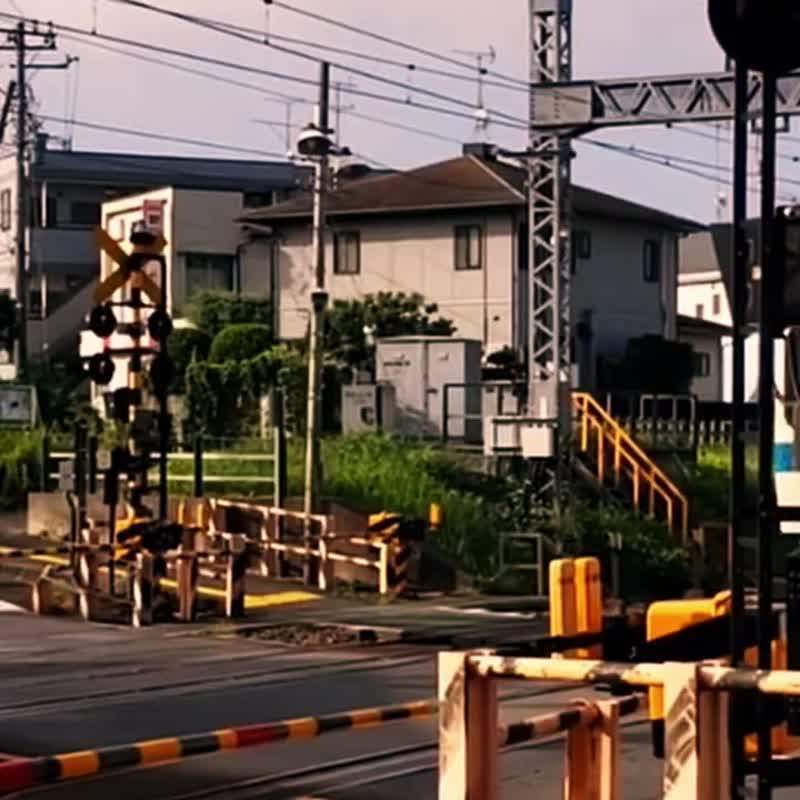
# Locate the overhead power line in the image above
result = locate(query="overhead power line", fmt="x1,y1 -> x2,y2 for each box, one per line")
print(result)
265,0 -> 529,88
38,114 -> 287,158
0,11 -> 527,131
107,0 -> 529,127
125,7 -> 527,94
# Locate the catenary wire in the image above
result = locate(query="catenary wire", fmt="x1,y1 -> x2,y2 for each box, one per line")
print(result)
0,11 -> 527,131
108,0 -> 529,126
116,5 -> 528,94
265,0 -> 529,88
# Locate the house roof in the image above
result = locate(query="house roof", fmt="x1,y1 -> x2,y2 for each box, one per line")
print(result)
31,148 -> 310,193
239,154 -> 705,232
677,313 -> 732,337
680,220 -> 762,275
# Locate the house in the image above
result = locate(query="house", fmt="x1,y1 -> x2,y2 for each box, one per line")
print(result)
0,136 -> 309,375
239,144 -> 704,392
677,314 -> 731,402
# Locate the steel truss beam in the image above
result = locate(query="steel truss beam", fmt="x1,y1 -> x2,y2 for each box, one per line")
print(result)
531,70 -> 800,130
528,0 -> 571,432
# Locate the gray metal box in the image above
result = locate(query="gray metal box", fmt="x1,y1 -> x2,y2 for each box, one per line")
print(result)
341,384 -> 396,434
376,336 -> 482,440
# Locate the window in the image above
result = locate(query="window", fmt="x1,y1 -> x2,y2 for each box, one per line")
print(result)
643,239 -> 661,283
571,230 -> 592,274
185,253 -> 235,295
695,303 -> 704,319
243,192 -> 273,209
712,293 -> 721,316
692,352 -> 711,378
333,231 -> 361,275
0,189 -> 11,231
454,225 -> 482,270
45,195 -> 58,228
69,201 -> 101,226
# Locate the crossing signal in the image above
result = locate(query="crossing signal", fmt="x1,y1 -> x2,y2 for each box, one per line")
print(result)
147,308 -> 172,342
89,304 -> 117,338
88,353 -> 115,385
149,353 -> 174,394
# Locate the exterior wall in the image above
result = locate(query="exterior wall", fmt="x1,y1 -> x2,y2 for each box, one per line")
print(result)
570,216 -> 678,362
274,210 -> 681,381
678,270 -> 731,326
679,329 -> 723,402
276,211 -> 515,352
171,190 -> 247,312
0,155 -> 17,299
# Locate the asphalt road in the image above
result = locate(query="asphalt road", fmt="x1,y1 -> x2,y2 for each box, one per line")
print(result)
0,607 -> 668,800
1,603 -> 795,798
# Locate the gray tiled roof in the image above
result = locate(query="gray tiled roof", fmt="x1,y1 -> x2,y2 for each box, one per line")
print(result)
32,149 -> 310,193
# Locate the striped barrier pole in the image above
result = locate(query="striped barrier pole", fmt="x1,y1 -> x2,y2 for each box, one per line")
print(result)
132,553 -> 154,628
0,699 -> 438,795
31,566 -> 54,615
77,550 -> 97,622
0,544 -> 116,559
224,534 -> 247,619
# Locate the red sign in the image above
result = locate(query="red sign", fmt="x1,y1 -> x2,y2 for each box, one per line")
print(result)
142,199 -> 164,234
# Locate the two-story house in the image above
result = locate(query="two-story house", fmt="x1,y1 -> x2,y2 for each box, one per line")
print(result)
0,135 -> 309,374
239,144 -> 703,392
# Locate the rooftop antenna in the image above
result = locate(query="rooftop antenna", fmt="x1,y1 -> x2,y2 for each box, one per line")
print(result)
454,45 -> 496,136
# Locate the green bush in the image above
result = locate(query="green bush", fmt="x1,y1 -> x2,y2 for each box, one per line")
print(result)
0,429 -> 44,509
209,324 -> 273,364
186,291 -> 272,339
167,328 -> 211,391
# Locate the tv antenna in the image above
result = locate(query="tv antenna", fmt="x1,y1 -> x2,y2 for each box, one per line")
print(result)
454,46 -> 496,134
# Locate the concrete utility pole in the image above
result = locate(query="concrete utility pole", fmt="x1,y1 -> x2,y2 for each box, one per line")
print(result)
0,22 -> 56,378
302,61 -> 331,564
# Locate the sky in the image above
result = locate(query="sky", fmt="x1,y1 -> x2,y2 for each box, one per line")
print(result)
1,0 -> 793,223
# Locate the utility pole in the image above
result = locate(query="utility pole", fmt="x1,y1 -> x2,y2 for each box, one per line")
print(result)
302,61 -> 331,575
0,22 -> 56,379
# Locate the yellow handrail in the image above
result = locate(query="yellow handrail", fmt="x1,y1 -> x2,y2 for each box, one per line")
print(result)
572,392 -> 689,541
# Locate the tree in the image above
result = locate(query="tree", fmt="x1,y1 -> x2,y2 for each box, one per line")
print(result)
167,328 -> 211,392
186,291 -> 272,340
324,292 -> 455,373
611,335 -> 694,395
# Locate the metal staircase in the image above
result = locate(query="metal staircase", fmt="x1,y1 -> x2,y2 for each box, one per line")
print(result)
572,392 -> 689,542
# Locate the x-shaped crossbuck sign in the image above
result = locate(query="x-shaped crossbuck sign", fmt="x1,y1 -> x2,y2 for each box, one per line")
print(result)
94,228 -> 166,306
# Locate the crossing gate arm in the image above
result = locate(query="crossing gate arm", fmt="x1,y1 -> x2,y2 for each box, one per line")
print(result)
0,699 -> 438,795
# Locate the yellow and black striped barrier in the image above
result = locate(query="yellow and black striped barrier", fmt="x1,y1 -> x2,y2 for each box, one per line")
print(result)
0,699 -> 437,794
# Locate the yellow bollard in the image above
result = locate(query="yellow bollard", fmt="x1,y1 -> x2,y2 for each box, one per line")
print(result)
646,591 -> 731,757
428,503 -> 444,531
549,558 -> 577,657
574,557 -> 603,659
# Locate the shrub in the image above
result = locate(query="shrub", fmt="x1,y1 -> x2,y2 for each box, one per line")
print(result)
186,291 -> 272,339
167,328 -> 211,391
0,429 -> 44,509
209,324 -> 273,364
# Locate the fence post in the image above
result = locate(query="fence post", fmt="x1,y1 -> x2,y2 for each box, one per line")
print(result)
177,528 -> 198,623
564,717 -> 595,800
133,552 -> 154,628
272,389 -> 287,577
597,700 -> 621,800
88,434 -> 98,495
225,534 -> 247,618
77,549 -> 97,622
40,432 -> 50,492
437,652 -> 498,800
193,432 -> 204,499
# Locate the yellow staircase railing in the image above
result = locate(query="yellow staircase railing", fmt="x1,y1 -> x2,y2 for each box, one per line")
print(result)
572,392 -> 689,542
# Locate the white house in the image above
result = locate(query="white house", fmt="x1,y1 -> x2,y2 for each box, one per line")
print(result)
240,144 -> 704,392
0,136 -> 308,375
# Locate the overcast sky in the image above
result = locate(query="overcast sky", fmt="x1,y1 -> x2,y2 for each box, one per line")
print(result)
3,0 -> 794,223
